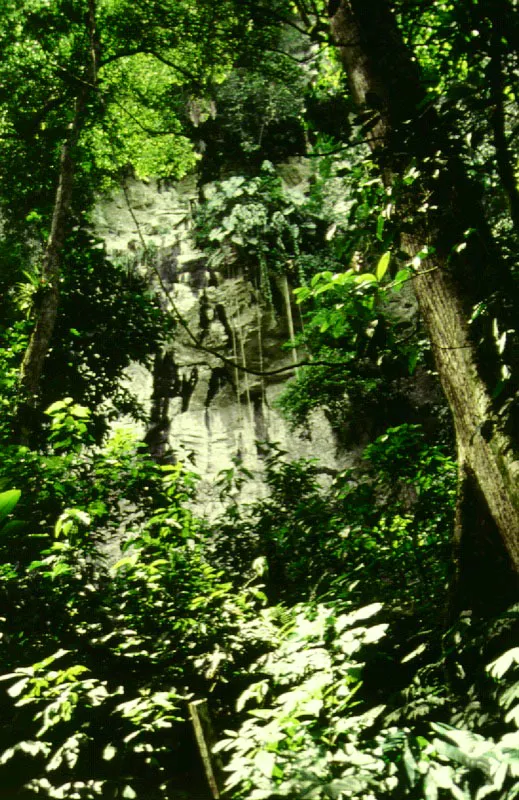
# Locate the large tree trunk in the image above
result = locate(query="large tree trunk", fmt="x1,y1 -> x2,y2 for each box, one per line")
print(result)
17,0 -> 100,441
329,0 -> 519,610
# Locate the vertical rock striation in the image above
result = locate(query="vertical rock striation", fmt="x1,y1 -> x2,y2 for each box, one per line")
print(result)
93,175 -> 343,507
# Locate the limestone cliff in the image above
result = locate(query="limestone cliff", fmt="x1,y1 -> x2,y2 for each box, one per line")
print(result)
92,172 -> 344,509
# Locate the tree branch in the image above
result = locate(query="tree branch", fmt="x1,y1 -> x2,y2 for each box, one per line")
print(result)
102,92 -> 186,138
100,47 -> 202,87
120,183 -> 358,379
140,49 -> 202,86
265,46 -> 321,64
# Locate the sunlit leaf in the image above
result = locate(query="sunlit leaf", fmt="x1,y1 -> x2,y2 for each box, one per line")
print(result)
488,648 -> 519,680
0,489 -> 21,523
349,602 -> 383,622
7,677 -> 29,698
401,643 -> 427,663
376,251 -> 391,281
103,744 -> 117,761
254,750 -> 276,778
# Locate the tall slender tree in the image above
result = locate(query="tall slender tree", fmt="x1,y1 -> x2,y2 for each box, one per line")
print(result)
18,0 -> 100,418
6,0 -> 258,439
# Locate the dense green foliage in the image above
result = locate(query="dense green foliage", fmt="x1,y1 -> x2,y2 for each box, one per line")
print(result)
1,0 -> 519,798
0,418 -> 517,799
206,427 -> 455,611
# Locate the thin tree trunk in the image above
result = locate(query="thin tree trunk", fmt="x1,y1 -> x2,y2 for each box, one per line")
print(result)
17,0 -> 99,438
19,94 -> 87,403
330,0 -> 519,607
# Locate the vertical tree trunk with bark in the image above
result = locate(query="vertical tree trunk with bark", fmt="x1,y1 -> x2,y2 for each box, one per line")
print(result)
19,95 -> 87,403
17,0 -> 100,439
329,0 -> 519,612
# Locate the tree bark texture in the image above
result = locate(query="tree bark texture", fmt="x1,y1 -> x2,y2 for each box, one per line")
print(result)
19,95 -> 86,403
18,0 -> 100,424
330,0 -> 519,605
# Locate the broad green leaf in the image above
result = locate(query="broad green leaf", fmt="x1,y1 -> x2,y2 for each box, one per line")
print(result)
0,672 -> 22,681
251,556 -> 267,576
423,772 -> 439,800
363,623 -> 389,643
1,520 -> 26,535
249,708 -> 275,719
311,271 -> 333,287
0,490 -> 21,523
293,286 -> 311,303
69,509 -> 91,526
70,404 -> 90,419
34,649 -> 70,671
7,677 -> 29,698
498,680 -> 519,709
304,697 -> 323,716
103,744 -> 117,761
376,251 -> 391,281
212,738 -> 236,754
488,648 -> 519,680
0,741 -> 50,764
314,282 -> 335,296
112,554 -> 139,572
393,267 -> 411,290
50,563 -> 74,578
349,602 -> 383,622
505,705 -> 519,726
254,750 -> 276,778
45,398 -> 73,415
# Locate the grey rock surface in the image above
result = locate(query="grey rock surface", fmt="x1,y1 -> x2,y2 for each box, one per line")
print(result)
93,175 -> 347,514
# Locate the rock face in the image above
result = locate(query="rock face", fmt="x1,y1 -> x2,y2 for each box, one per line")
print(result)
92,173 -> 345,510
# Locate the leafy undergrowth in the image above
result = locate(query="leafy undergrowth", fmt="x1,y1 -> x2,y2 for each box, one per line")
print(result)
0,403 -> 517,799
216,600 -> 519,800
